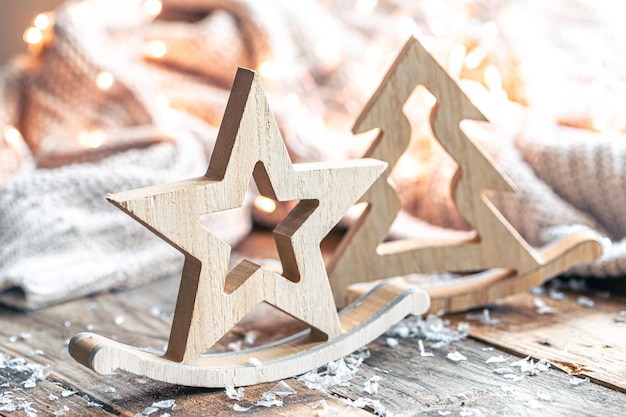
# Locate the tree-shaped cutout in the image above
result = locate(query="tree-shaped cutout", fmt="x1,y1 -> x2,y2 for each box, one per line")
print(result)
69,67 -> 430,387
327,37 -> 602,309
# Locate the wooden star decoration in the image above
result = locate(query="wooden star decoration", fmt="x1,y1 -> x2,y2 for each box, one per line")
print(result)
69,67 -> 430,387
327,37 -> 602,311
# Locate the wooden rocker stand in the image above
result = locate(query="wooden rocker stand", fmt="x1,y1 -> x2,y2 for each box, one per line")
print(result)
69,67 -> 430,388
326,36 -> 603,312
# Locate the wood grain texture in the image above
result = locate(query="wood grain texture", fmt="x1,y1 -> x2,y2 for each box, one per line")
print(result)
1,232 -> 624,416
447,291 -> 626,393
330,335 -> 626,417
68,67 -> 430,387
327,36 -> 602,310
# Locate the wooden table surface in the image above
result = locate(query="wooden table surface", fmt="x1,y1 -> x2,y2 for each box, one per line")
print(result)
1,232 -> 625,417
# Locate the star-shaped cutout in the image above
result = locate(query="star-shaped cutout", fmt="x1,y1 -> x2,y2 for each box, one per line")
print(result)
108,68 -> 386,363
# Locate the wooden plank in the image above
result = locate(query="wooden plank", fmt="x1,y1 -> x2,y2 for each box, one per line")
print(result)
330,334 -> 625,417
446,291 -> 626,393
0,273 -> 373,416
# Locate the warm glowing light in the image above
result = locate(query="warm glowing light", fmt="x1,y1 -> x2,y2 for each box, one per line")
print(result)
95,71 -> 114,90
23,27 -> 43,45
480,21 -> 498,40
283,93 -> 300,110
143,40 -> 167,59
259,61 -> 278,78
464,52 -> 481,69
33,13 -> 51,31
484,65 -> 501,88
3,126 -> 23,145
430,18 -> 448,37
394,153 -> 423,180
422,90 -> 437,107
355,0 -> 377,13
448,43 -> 467,77
254,196 -> 277,214
143,0 -> 162,18
78,129 -> 107,149
592,115 -> 608,132
396,15 -> 421,39
315,38 -> 342,69
156,93 -> 170,110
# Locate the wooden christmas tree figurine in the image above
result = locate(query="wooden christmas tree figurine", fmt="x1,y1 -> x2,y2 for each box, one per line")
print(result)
69,67 -> 430,387
327,37 -> 603,311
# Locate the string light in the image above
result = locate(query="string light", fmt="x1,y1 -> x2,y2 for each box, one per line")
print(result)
3,126 -> 23,145
77,129 -> 107,149
259,61 -> 278,78
23,27 -> 43,45
95,71 -> 114,90
396,15 -> 421,39
355,0 -> 378,14
143,40 -> 167,59
33,13 -> 51,31
143,0 -> 162,18
254,196 -> 277,214
394,153 -> 424,180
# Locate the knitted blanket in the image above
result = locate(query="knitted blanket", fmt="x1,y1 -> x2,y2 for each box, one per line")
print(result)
0,0 -> 624,309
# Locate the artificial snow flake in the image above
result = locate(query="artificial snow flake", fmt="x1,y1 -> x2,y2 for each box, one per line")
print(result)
509,356 -> 550,376
266,380 -> 296,397
228,340 -> 242,351
577,296 -> 595,308
465,309 -> 500,325
244,330 -> 259,346
418,340 -> 434,357
114,316 -> 125,325
486,355 -> 510,364
438,411 -> 451,416
48,394 -> 59,401
61,390 -> 75,397
533,298 -> 554,314
447,351 -> 467,362
386,337 -> 398,348
569,376 -> 590,386
386,315 -> 466,348
152,399 -> 176,409
548,289 -> 566,301
53,405 -> 70,416
234,403 -> 252,412
298,349 -> 369,391
363,376 -> 381,394
248,357 -> 262,368
344,397 -> 387,416
225,385 -> 245,400
255,392 -> 283,408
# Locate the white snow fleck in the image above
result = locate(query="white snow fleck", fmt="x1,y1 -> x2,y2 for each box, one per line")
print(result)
255,392 -> 283,408
114,316 -> 125,325
386,337 -> 398,348
266,380 -> 296,397
61,390 -> 75,398
549,289 -> 566,301
48,394 -> 59,401
227,340 -> 242,351
418,340 -> 434,357
151,399 -> 175,409
577,296 -> 595,308
244,330 -> 259,346
447,351 -> 467,362
225,385 -> 245,400
363,376 -> 381,394
248,357 -> 262,368
233,403 -> 252,412
486,355 -> 510,364
533,298 -> 554,314
298,349 -> 368,391
569,376 -> 590,386
53,405 -> 70,416
438,411 -> 451,416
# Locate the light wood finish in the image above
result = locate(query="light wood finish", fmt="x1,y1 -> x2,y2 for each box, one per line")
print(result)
327,36 -> 603,309
68,67 -> 429,387
446,291 -> 626,393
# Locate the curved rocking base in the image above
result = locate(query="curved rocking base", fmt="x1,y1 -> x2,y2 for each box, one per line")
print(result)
349,229 -> 604,313
69,280 -> 429,387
